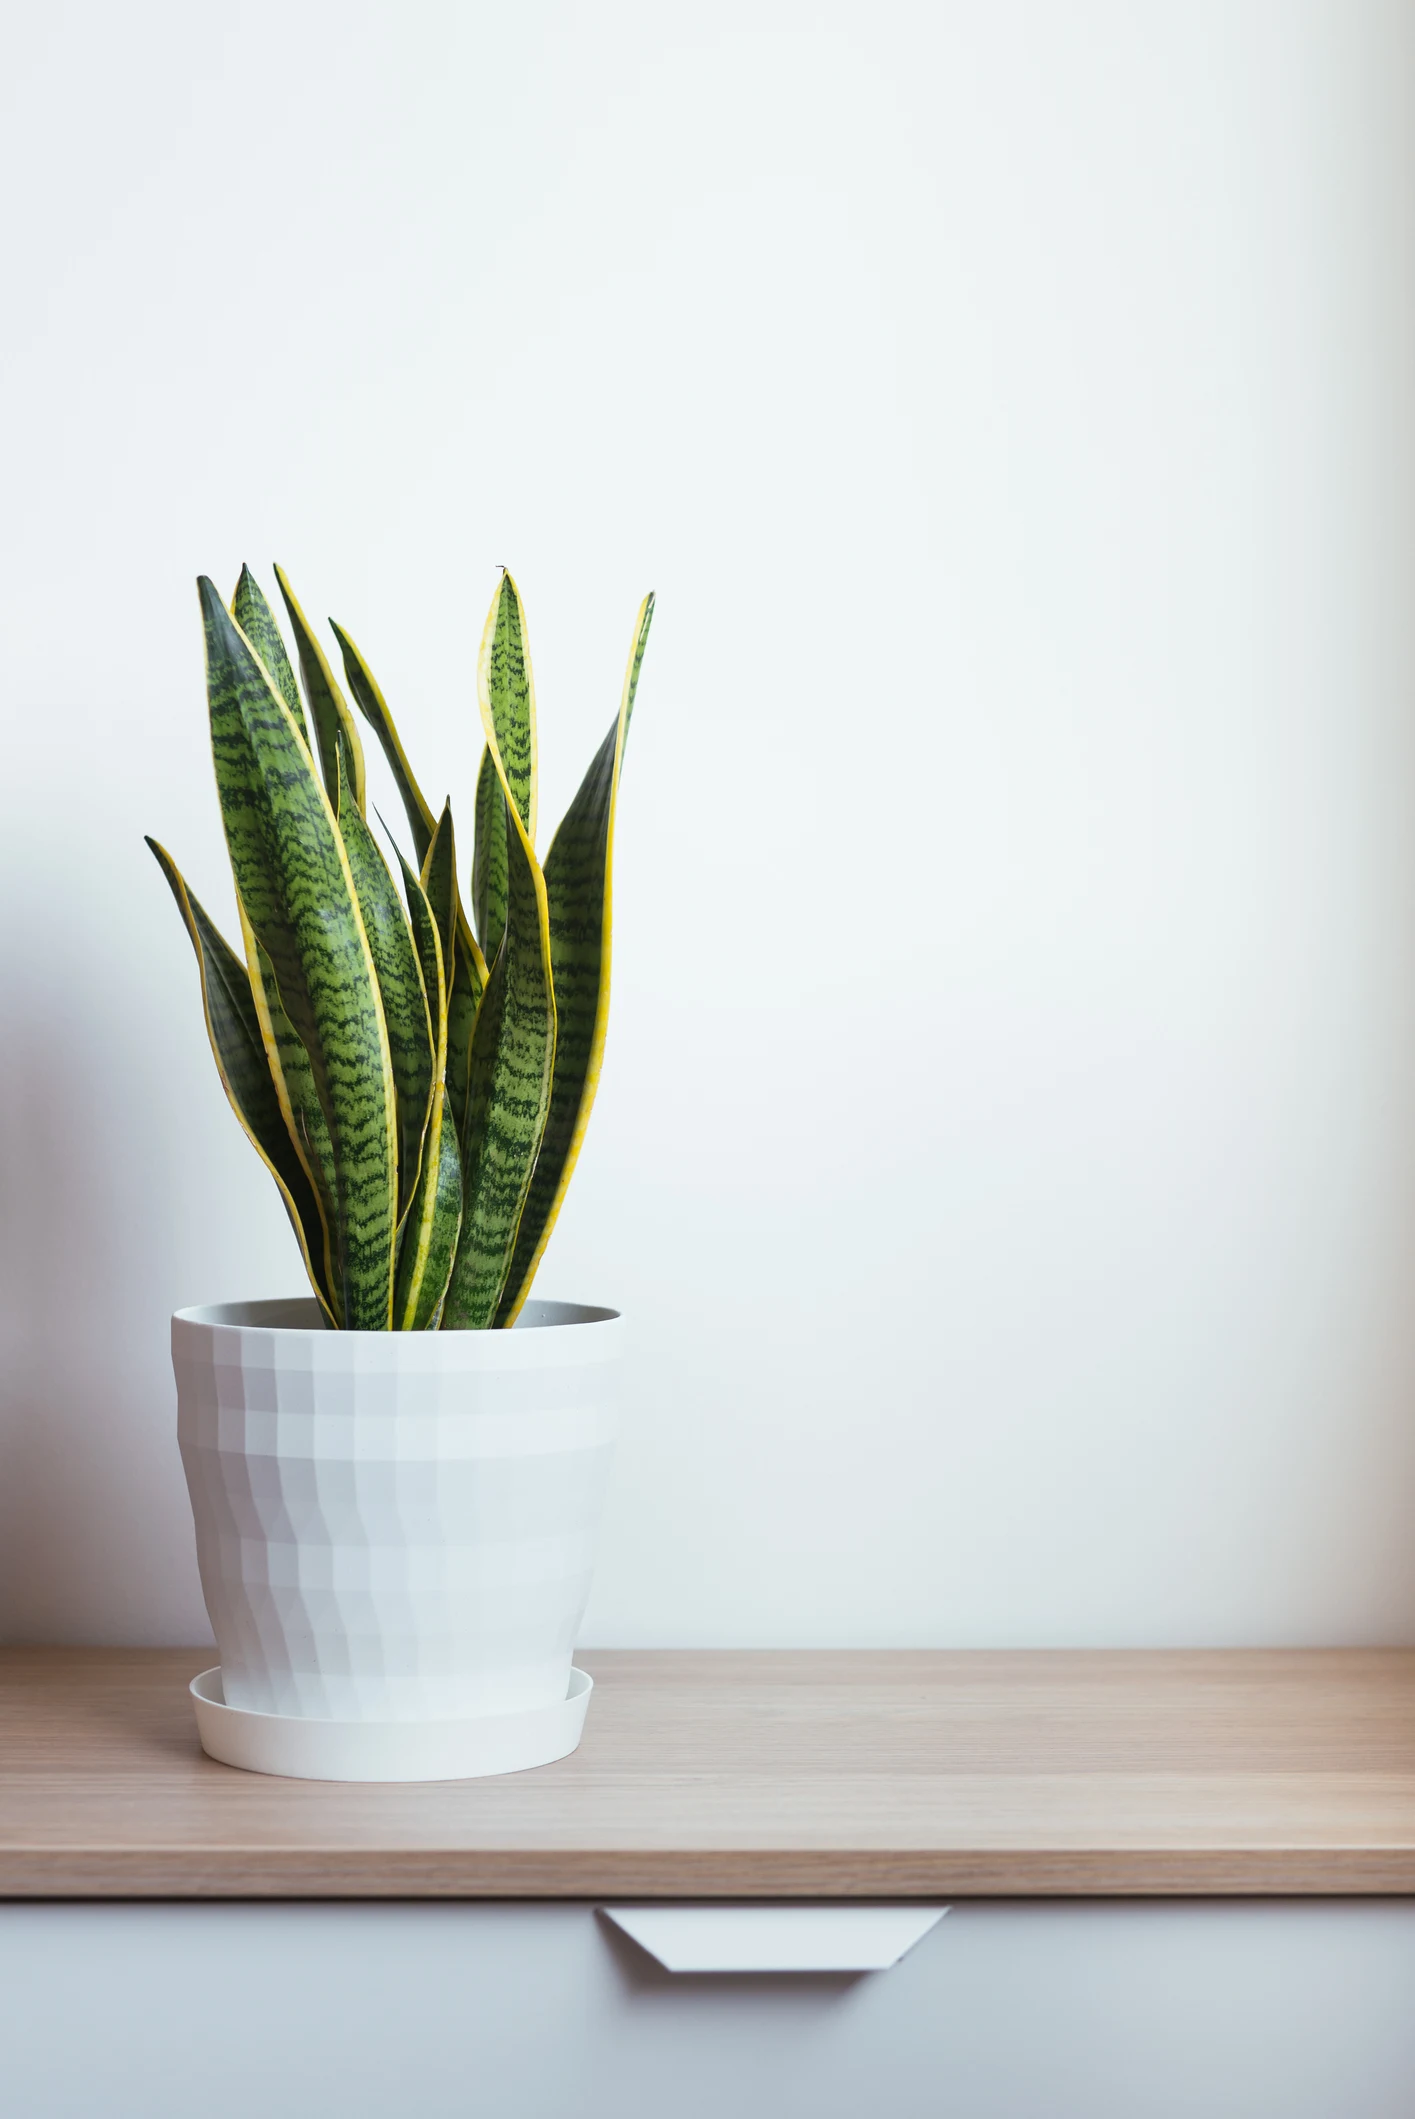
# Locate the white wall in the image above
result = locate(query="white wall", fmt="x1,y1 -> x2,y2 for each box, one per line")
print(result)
2,0 -> 1414,1648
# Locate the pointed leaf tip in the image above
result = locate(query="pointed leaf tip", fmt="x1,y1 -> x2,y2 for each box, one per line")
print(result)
273,564 -> 368,813
494,588 -> 651,1322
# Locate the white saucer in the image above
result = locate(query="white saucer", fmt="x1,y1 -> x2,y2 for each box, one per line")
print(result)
190,1666 -> 593,1783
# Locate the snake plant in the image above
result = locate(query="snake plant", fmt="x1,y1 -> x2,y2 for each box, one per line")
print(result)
148,568 -> 653,1329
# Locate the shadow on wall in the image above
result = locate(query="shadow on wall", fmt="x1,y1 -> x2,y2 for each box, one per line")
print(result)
0,982 -> 212,1644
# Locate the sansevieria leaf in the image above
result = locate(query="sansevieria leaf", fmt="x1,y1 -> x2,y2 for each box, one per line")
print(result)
153,561 -> 652,1330
477,570 -> 537,842
394,1078 -> 462,1328
441,607 -> 557,1329
231,567 -> 309,752
445,941 -> 485,1146
331,619 -> 437,868
420,800 -> 487,1144
497,593 -> 654,1323
200,576 -> 396,1328
392,849 -> 463,1328
336,747 -> 434,1224
145,837 -> 336,1325
275,565 -> 368,814
420,799 -> 460,978
472,743 -> 508,965
441,824 -> 554,1326
241,911 -> 339,1308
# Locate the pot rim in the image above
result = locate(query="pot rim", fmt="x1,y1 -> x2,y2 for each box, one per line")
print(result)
172,1295 -> 621,1338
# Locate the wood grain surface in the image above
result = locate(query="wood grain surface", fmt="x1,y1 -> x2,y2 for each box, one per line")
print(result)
1,1647 -> 1413,1898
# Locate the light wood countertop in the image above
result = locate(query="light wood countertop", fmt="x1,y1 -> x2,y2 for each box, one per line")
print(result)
2,1647 -> 1413,1898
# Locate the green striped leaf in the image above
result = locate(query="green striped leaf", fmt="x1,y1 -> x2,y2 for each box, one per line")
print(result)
420,801 -> 488,1146
146,837 -> 336,1325
472,743 -> 508,965
391,849 -> 463,1329
441,722 -> 556,1331
497,593 -> 654,1323
231,567 -> 309,751
199,574 -> 396,1330
444,938 -> 483,1146
335,748 -> 434,1225
275,565 -> 368,814
395,843 -> 446,1052
477,570 -> 537,842
331,619 -> 437,868
420,800 -> 459,977
241,912 -> 340,1303
394,1078 -> 462,1328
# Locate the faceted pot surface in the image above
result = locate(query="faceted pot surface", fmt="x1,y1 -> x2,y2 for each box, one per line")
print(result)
172,1298 -> 622,1722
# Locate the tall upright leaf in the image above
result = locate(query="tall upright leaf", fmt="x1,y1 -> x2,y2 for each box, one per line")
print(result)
241,910 -> 339,1302
421,800 -> 487,1143
199,575 -> 396,1328
331,619 -> 437,867
441,664 -> 557,1329
445,940 -> 485,1147
420,800 -> 459,976
497,594 -> 654,1323
394,1079 -> 462,1328
477,570 -> 537,842
146,838 -> 336,1325
392,850 -> 463,1329
397,846 -> 448,1072
335,749 -> 434,1224
472,743 -> 508,965
275,565 -> 368,814
231,567 -> 309,751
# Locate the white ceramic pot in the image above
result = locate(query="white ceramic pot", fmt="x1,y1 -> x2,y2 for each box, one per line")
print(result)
172,1297 -> 622,1732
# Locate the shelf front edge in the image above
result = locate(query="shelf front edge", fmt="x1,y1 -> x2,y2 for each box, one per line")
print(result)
4,1847 -> 1415,1900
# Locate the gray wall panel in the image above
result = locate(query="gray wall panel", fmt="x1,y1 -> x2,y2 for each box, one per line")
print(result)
1,1900 -> 1412,2117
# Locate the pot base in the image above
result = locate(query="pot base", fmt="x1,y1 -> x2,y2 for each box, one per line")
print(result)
189,1665 -> 593,1783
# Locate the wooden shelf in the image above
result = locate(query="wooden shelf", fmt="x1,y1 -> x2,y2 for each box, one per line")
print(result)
2,1647 -> 1414,1898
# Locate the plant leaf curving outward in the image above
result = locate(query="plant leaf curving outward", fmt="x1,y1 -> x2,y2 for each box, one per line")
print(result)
199,576 -> 396,1328
153,565 -> 650,1326
241,909 -> 339,1307
275,566 -> 367,814
145,838 -> 336,1324
331,620 -> 437,868
497,592 -> 654,1323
